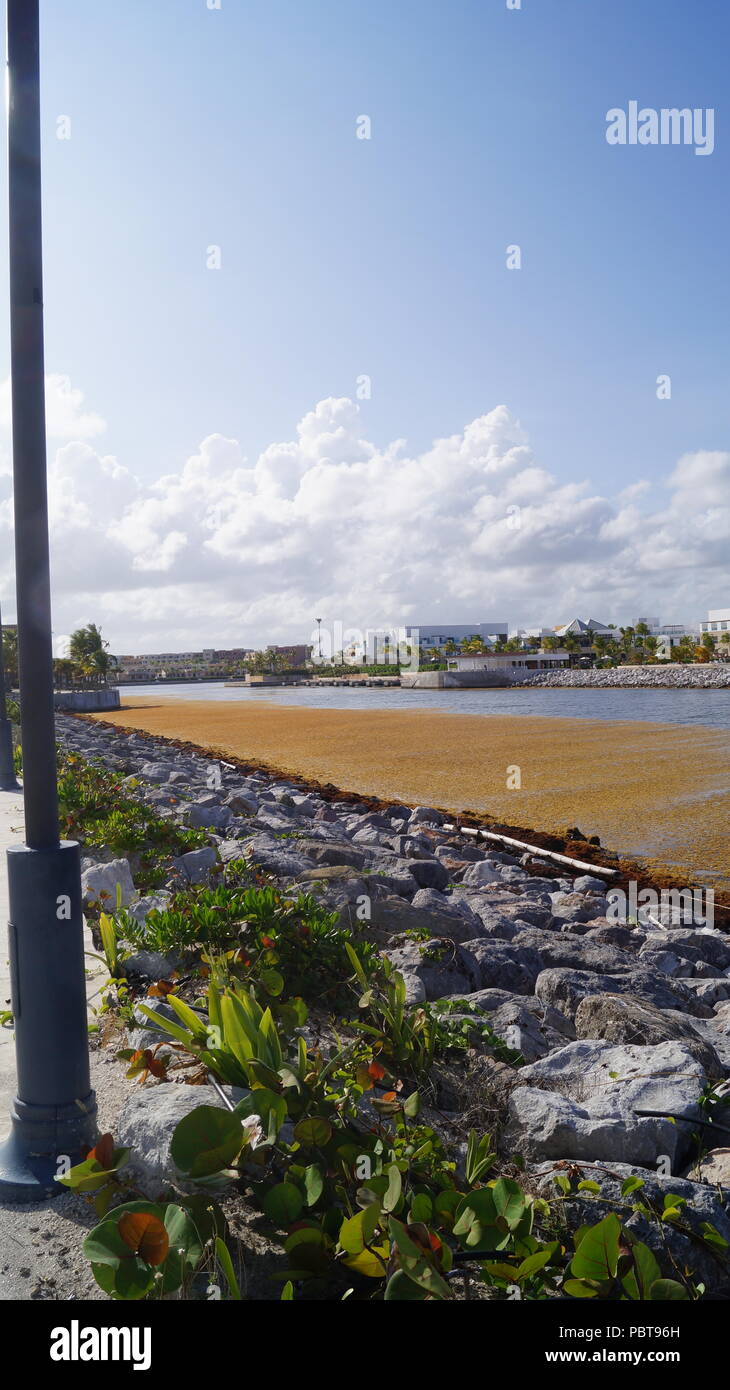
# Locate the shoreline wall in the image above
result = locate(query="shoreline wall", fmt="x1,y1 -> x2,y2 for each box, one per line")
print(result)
515,664 -> 730,690
401,670 -> 513,689
53,688 -> 121,712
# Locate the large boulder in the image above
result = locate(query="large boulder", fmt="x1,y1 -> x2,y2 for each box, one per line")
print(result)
549,890 -> 608,924
575,993 -> 724,1077
535,966 -> 710,1022
434,841 -> 485,865
296,839 -> 370,870
187,803 -> 232,831
498,901 -> 553,929
408,806 -> 445,828
449,988 -> 576,1040
585,924 -> 643,952
682,979 -> 730,1009
172,846 -> 219,885
116,1083 -> 260,1195
460,861 -> 503,889
504,1039 -> 706,1167
139,761 -> 174,784
637,945 -> 692,977
81,857 -> 135,909
384,939 -> 479,1003
373,889 -> 485,942
241,835 -> 311,879
648,929 -> 730,972
351,825 -> 396,849
487,998 -> 575,1062
126,891 -> 172,925
461,939 -> 543,995
686,1148 -> 730,1186
364,865 -> 420,899
511,928 -> 635,975
405,858 -> 450,892
122,950 -> 179,982
572,874 -> 610,893
390,832 -> 437,858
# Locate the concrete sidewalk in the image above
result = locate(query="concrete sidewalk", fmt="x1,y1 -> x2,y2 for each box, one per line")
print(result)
0,785 -> 107,1142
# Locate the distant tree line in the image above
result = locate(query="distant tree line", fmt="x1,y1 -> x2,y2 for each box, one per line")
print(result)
2,621 -> 114,692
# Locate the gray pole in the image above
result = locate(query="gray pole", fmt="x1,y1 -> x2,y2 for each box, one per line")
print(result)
0,0 -> 96,1199
0,601 -> 19,790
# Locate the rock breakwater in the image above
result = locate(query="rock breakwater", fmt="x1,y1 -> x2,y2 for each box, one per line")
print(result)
56,711 -> 730,1284
516,662 -> 730,689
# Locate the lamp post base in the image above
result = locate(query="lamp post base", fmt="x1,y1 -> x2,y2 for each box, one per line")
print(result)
0,841 -> 97,1201
0,1093 -> 97,1201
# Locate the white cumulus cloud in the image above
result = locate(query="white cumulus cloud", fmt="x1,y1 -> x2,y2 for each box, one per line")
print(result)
0,383 -> 727,651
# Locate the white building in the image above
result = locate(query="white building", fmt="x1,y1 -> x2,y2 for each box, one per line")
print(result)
512,627 -> 556,645
553,617 -> 620,642
700,608 -> 730,638
404,622 -> 508,655
351,622 -> 509,665
644,618 -> 697,638
448,650 -> 569,672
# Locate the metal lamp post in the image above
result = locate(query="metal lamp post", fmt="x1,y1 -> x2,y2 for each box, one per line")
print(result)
0,0 -> 96,1199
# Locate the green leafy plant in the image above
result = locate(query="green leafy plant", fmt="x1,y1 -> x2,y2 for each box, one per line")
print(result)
120,880 -> 378,1005
57,751 -> 206,890
563,1213 -> 689,1301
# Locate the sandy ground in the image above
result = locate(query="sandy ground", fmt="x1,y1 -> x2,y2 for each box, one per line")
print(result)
0,1046 -> 134,1301
92,698 -> 730,890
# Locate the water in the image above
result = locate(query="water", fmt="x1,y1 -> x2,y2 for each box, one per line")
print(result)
120,682 -> 730,730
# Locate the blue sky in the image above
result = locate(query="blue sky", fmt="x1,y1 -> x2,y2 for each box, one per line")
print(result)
0,0 -> 727,651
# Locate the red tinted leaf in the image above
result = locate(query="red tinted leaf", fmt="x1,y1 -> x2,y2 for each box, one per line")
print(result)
118,1211 -> 169,1266
125,1051 -> 148,1079
87,1133 -> 115,1168
148,980 -> 176,998
145,1052 -> 168,1079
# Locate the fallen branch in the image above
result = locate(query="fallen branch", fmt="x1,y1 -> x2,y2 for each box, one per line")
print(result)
442,822 -> 619,878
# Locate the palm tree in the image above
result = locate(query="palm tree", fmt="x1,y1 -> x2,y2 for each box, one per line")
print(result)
674,636 -> 696,664
52,657 -> 76,688
69,623 -> 111,685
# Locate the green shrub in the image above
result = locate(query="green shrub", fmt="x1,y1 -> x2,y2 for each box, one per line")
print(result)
57,751 -> 206,888
121,879 -> 379,1006
62,985 -> 704,1302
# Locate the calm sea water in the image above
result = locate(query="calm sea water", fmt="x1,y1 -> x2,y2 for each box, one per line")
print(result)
121,682 -> 730,730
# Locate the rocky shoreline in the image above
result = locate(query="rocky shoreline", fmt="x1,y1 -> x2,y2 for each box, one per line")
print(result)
56,711 -> 730,1294
515,662 -> 730,689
